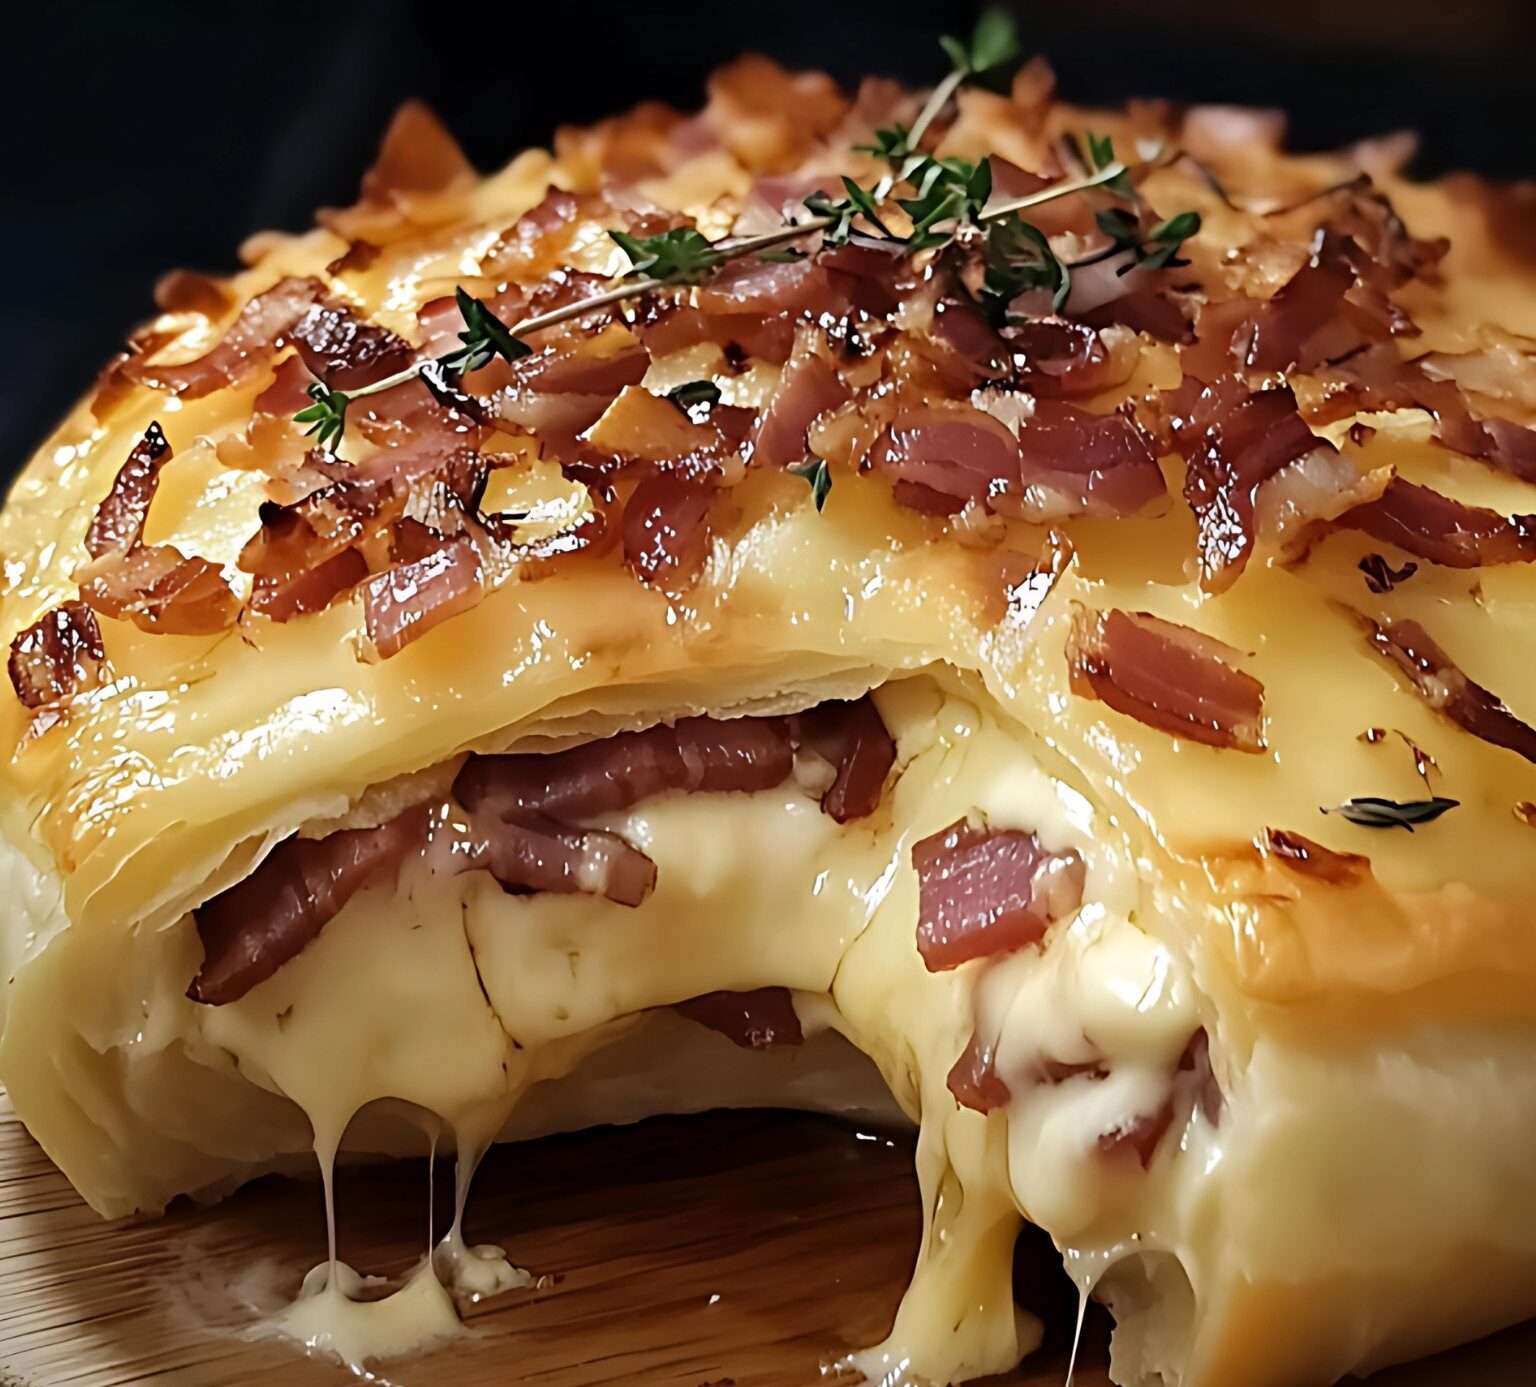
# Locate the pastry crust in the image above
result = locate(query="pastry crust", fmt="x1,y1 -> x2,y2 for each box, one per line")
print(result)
4,52 -> 1536,1387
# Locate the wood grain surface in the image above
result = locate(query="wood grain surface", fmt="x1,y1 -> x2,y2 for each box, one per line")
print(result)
0,1091 -> 1532,1386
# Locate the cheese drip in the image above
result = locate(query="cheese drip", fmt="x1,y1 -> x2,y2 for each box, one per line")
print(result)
180,674 -> 1212,1378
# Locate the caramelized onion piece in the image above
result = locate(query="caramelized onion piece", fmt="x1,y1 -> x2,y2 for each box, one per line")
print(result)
293,302 -> 415,390
84,421 -> 172,558
674,988 -> 804,1049
80,546 -> 240,636
459,809 -> 656,907
363,536 -> 483,659
1363,616 -> 1536,766
189,807 -> 427,1005
456,716 -> 795,823
1264,828 -> 1371,884
913,817 -> 1086,972
793,694 -> 895,823
1066,606 -> 1266,752
1344,478 -> 1536,568
622,474 -> 718,591
7,602 -> 106,709
124,276 -> 323,399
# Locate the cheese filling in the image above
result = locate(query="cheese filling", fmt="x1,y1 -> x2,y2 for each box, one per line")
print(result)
165,674 -> 1218,1380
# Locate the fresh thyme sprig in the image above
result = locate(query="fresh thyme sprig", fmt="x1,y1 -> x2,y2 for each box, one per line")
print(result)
294,382 -> 349,451
790,458 -> 833,510
804,177 -> 894,245
611,227 -> 724,284
1322,795 -> 1460,831
437,286 -> 531,373
982,215 -> 1071,317
899,156 -> 993,250
1087,205 -> 1202,272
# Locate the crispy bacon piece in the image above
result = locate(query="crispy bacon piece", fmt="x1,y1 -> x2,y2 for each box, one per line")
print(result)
154,269 -> 235,319
793,695 -> 896,823
292,302 -> 415,390
455,716 -> 795,823
1362,616 -> 1536,766
1006,320 -> 1145,396
80,545 -> 240,635
7,602 -> 106,710
751,338 -> 850,469
674,988 -> 804,1049
912,817 -> 1086,972
878,405 -> 1021,515
84,421 -> 172,558
249,548 -> 370,622
124,276 -> 323,399
1264,828 -> 1371,884
622,474 -> 719,590
696,255 -> 836,318
1066,606 -> 1266,752
1344,478 -> 1536,568
457,808 -> 657,906
188,808 -> 427,1005
982,398 -> 1165,521
947,1029 -> 1012,1114
1167,375 -> 1338,591
363,536 -> 483,659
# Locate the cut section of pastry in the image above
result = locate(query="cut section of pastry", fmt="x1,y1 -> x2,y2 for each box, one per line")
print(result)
5,15 -> 1536,1387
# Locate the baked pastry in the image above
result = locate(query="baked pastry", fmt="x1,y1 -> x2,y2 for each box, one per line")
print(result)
5,13 -> 1536,1385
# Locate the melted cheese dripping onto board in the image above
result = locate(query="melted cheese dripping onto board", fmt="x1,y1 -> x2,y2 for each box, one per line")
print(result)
182,675 -> 1215,1378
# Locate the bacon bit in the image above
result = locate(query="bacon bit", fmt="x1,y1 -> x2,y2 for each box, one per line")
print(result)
458,808 -> 656,906
1344,478 -> 1536,569
292,302 -> 414,390
1004,400 -> 1164,521
1167,375 -> 1338,591
623,474 -> 719,590
188,807 -> 428,1005
254,355 -> 319,418
947,1030 -> 1011,1114
1066,606 -> 1267,753
751,337 -> 850,469
912,817 -> 1086,972
455,716 -> 795,823
363,536 -> 483,659
674,988 -> 804,1049
325,240 -> 381,276
250,548 -> 370,622
1361,615 -> 1536,766
1080,290 -> 1194,345
153,269 -> 234,319
1244,229 -> 1362,372
1358,552 -> 1418,593
1099,1028 -> 1221,1167
696,254 -> 833,318
80,546 -> 240,636
1264,828 -> 1371,884
7,602 -> 106,709
878,405 -> 1020,515
84,421 -> 172,558
91,327 -> 183,422
555,101 -> 688,189
793,694 -> 896,823
1421,339 -> 1536,411
356,100 -> 475,207
1005,320 -> 1144,396
124,276 -> 323,399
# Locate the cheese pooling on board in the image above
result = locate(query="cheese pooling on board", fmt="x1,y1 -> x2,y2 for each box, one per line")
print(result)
5,11 -> 1536,1386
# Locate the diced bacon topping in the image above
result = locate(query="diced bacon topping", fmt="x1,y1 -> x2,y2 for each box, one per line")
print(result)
947,1029 -> 1012,1113
455,809 -> 657,907
673,988 -> 805,1048
1264,828 -> 1370,884
1005,320 -> 1145,396
292,302 -> 415,390
878,405 -> 1021,515
80,545 -> 240,636
362,536 -> 484,659
1343,477 -> 1536,568
455,716 -> 796,823
792,694 -> 896,823
1166,375 -> 1339,591
1066,606 -> 1266,752
249,548 -> 370,622
622,474 -> 719,591
124,276 -> 324,399
1098,1028 -> 1221,1167
912,816 -> 1086,971
1003,399 -> 1166,521
1361,615 -> 1536,766
188,807 -> 428,1005
7,602 -> 106,710
84,421 -> 172,558
751,336 -> 850,469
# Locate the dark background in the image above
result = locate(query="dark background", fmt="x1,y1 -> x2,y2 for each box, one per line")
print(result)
4,0 -> 1532,480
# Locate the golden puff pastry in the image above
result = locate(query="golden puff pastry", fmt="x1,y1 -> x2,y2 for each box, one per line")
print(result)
4,24 -> 1536,1387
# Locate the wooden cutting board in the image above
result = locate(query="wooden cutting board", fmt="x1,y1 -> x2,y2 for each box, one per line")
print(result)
0,1091 -> 1531,1386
